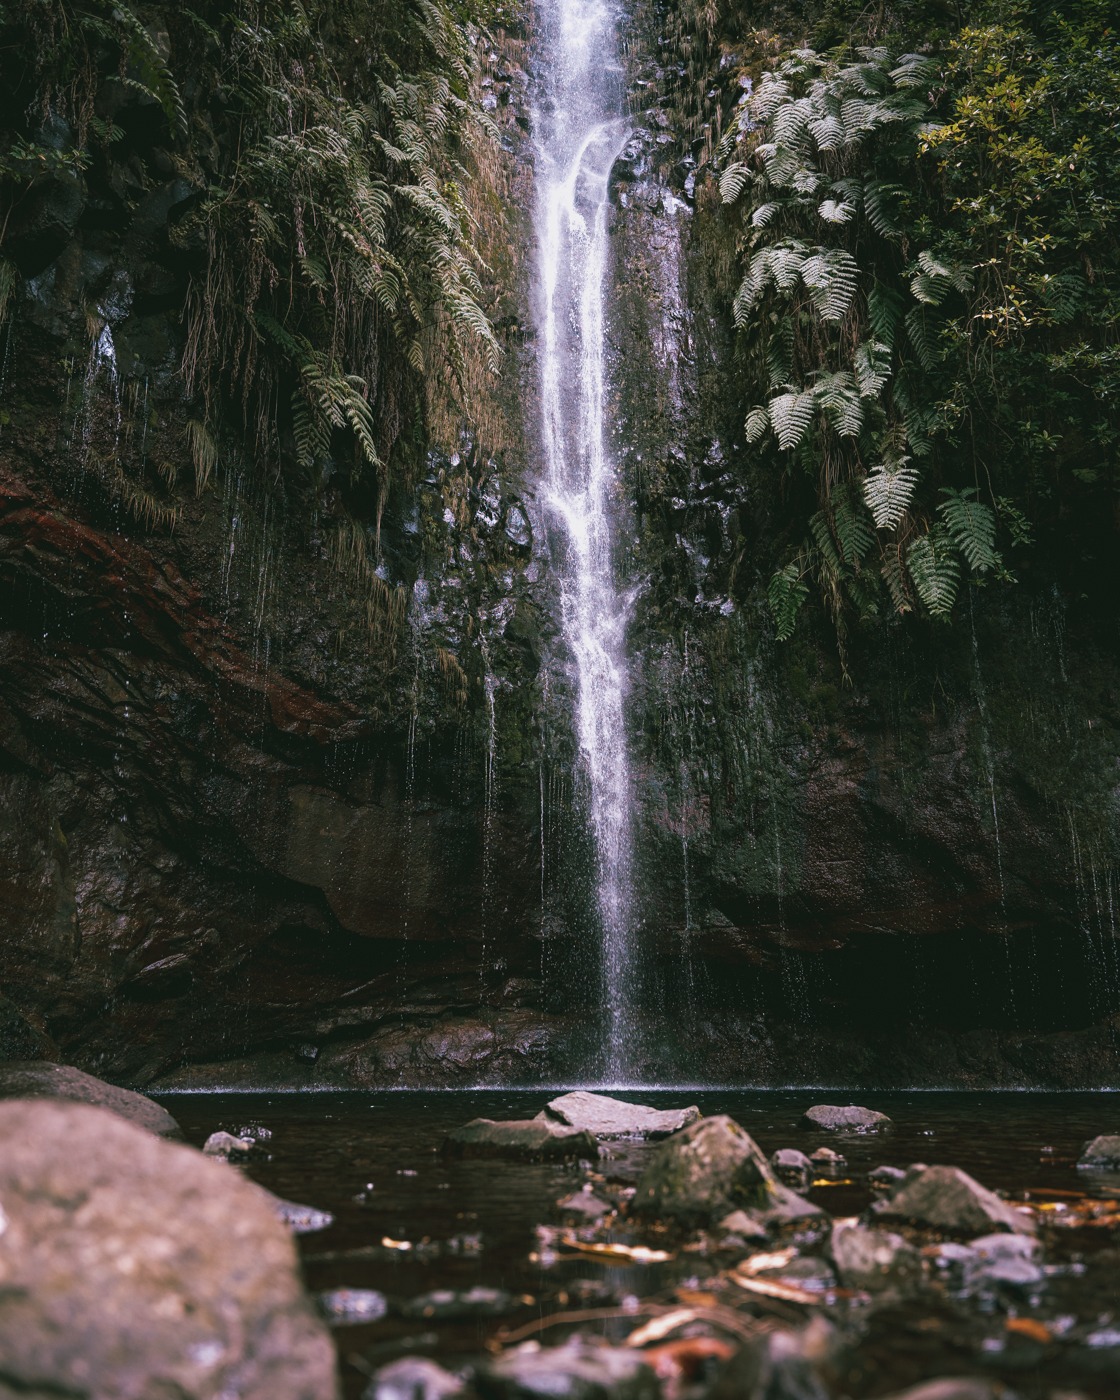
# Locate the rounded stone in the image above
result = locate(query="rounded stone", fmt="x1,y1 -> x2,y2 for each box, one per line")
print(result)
0,1099 -> 338,1399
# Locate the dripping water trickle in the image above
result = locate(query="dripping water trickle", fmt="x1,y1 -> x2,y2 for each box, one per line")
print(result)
534,0 -> 637,1082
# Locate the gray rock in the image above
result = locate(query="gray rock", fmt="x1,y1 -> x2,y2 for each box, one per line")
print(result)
830,1218 -> 922,1294
0,1099 -> 337,1399
317,1288 -> 389,1325
539,1090 -> 700,1140
476,1337 -> 659,1400
718,1209 -> 770,1243
1077,1134 -> 1120,1170
878,1383 -> 1015,1400
874,1164 -> 1035,1237
272,1196 -> 334,1233
557,1185 -> 613,1221
772,1147 -> 813,1188
869,1165 -> 907,1189
363,1358 -> 463,1400
0,1060 -> 181,1137
441,1117 -> 598,1162
709,1325 -> 833,1400
632,1114 -> 827,1227
962,1233 -> 1044,1294
402,1287 -> 519,1320
802,1104 -> 891,1133
203,1129 -> 256,1157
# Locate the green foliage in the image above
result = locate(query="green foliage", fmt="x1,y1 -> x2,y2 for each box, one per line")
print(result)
721,6 -> 1120,642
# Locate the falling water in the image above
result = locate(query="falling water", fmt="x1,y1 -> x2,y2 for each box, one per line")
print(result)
534,0 -> 636,1080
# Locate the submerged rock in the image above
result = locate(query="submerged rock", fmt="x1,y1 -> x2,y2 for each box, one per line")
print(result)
0,1099 -> 337,1399
442,1117 -> 598,1162
476,1337 -> 659,1400
0,1060 -> 181,1137
632,1114 -> 826,1228
402,1287 -> 521,1321
879,1383 -> 1016,1400
873,1164 -> 1035,1237
802,1104 -> 891,1133
272,1196 -> 334,1233
363,1358 -> 463,1400
557,1184 -> 613,1221
539,1090 -> 700,1140
1077,1134 -> 1120,1170
829,1218 -> 922,1294
203,1129 -> 256,1158
317,1288 -> 389,1325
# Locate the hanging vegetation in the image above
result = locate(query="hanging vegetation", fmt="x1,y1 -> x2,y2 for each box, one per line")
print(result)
719,4 -> 1120,649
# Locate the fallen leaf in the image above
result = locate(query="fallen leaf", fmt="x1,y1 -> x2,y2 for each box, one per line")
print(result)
675,1289 -> 721,1308
381,1237 -> 412,1251
626,1309 -> 700,1348
811,1178 -> 855,1187
730,1274 -> 821,1305
1006,1318 -> 1053,1344
558,1234 -> 674,1264
643,1336 -> 736,1380
738,1249 -> 797,1276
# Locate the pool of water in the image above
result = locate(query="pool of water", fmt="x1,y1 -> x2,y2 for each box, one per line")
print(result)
160,1090 -> 1120,1398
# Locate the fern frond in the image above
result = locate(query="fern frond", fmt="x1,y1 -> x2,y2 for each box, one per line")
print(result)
863,459 -> 919,530
769,387 -> 816,451
907,527 -> 960,615
938,487 -> 999,573
768,561 -> 809,640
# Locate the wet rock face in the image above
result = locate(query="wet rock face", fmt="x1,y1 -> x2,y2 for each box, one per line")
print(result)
0,1099 -> 338,1399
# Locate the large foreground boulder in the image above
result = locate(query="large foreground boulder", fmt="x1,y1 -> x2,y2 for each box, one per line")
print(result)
441,1117 -> 598,1162
0,1100 -> 338,1399
632,1115 -> 826,1227
0,1060 -> 181,1137
874,1164 -> 1035,1237
538,1091 -> 700,1140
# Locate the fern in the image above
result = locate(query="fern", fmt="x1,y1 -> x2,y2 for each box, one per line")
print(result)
769,387 -> 816,451
768,562 -> 809,640
907,527 -> 961,615
863,459 -> 919,530
801,248 -> 859,321
833,491 -> 876,565
938,487 -> 1000,573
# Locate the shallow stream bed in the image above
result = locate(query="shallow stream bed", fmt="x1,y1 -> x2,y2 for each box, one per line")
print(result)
160,1090 -> 1120,1398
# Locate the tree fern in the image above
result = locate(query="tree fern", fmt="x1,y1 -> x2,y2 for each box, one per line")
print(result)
938,487 -> 999,573
907,527 -> 961,615
863,459 -> 919,530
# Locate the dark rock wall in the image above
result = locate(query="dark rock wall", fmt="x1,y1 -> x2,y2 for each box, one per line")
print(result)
0,1 -> 1117,1089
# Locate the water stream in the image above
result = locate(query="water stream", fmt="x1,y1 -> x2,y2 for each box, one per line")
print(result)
534,0 -> 636,1081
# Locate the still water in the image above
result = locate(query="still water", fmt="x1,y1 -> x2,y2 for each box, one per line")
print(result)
162,1090 -> 1120,1398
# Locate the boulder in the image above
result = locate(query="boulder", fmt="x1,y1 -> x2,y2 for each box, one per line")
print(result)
961,1233 -> 1044,1295
0,1099 -> 337,1399
364,1358 -> 463,1400
830,1218 -> 922,1294
539,1090 -> 700,1140
475,1337 -> 659,1400
709,1325 -> 833,1400
632,1115 -> 826,1227
441,1117 -> 598,1162
802,1104 -> 891,1133
718,1209 -> 770,1243
869,1165 -> 907,1189
1077,1134 -> 1120,1170
557,1185 -> 613,1221
873,1164 -> 1035,1237
0,1060 -> 180,1137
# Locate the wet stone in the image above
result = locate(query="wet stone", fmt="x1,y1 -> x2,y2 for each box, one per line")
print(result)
802,1104 -> 891,1133
1077,1134 -> 1120,1170
869,1165 -> 907,1190
873,1164 -> 1035,1237
771,1148 -> 813,1190
441,1118 -> 599,1162
475,1337 -> 660,1400
557,1185 -> 613,1221
962,1233 -> 1044,1296
830,1218 -> 922,1295
810,1146 -> 846,1174
203,1130 -> 256,1158
363,1357 -> 463,1400
879,1383 -> 1015,1400
316,1288 -> 389,1325
402,1288 -> 521,1321
271,1196 -> 334,1234
718,1209 -> 770,1244
632,1114 -> 826,1228
0,1060 -> 181,1138
539,1090 -> 700,1141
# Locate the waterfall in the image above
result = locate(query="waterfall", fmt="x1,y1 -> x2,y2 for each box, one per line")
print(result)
533,0 -> 636,1082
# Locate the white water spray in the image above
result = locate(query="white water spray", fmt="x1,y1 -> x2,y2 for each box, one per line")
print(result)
534,0 -> 636,1080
